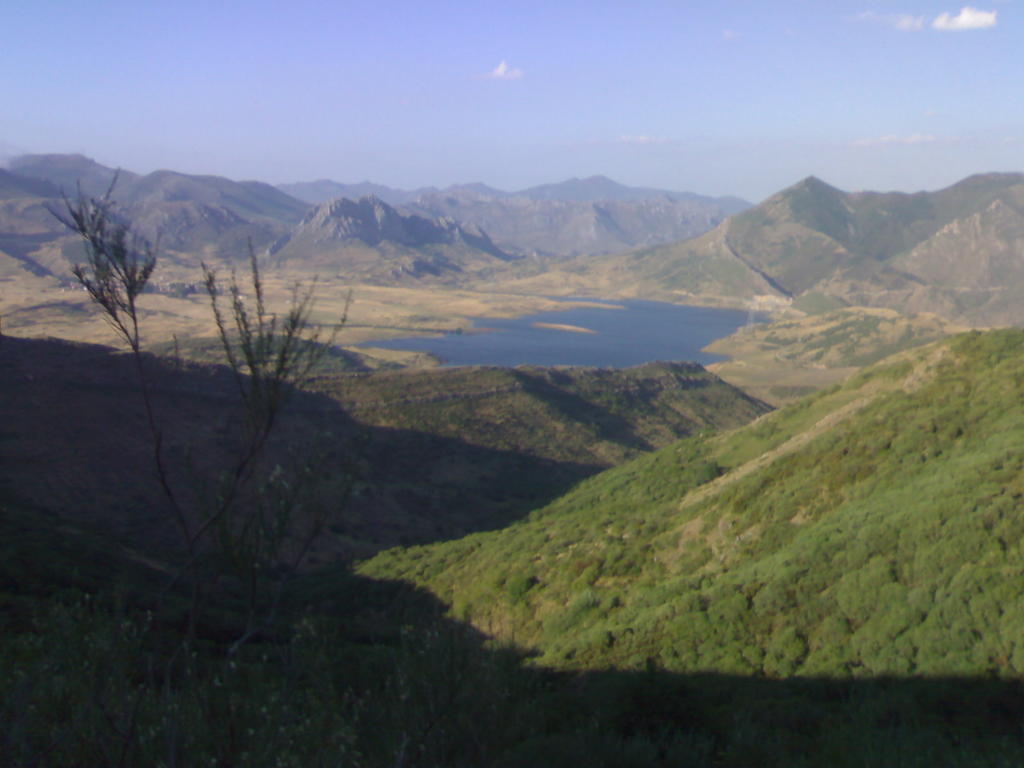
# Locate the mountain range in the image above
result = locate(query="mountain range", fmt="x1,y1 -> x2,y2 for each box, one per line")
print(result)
10,144 -> 1024,762
281,175 -> 749,258
8,153 -> 1024,328
268,195 -> 517,283
1,154 -> 308,274
549,173 -> 1024,325
0,155 -> 746,281
279,174 -> 748,208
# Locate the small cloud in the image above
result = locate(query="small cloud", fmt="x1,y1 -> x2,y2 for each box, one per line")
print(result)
852,134 -> 941,147
617,135 -> 671,145
485,60 -> 524,80
722,28 -> 740,41
856,11 -> 926,30
894,14 -> 927,30
933,6 -> 997,29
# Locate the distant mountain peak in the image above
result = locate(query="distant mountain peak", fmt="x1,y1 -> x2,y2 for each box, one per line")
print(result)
285,195 -> 509,259
8,152 -> 136,197
786,175 -> 843,195
11,152 -> 101,169
578,174 -> 624,187
516,175 -> 637,202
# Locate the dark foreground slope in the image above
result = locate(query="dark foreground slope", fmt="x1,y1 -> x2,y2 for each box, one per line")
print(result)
310,361 -> 766,467
9,335 -> 1024,766
10,486 -> 1024,767
0,336 -> 764,559
365,329 -> 1024,677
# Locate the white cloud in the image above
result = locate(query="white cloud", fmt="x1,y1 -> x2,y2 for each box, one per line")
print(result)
852,134 -> 941,147
485,60 -> 524,80
856,7 -> 996,31
857,11 -> 926,30
617,135 -> 671,145
933,6 -> 997,29
722,28 -> 740,41
894,14 -> 927,30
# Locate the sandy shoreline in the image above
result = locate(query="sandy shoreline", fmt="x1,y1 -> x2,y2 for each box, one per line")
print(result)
531,322 -> 597,334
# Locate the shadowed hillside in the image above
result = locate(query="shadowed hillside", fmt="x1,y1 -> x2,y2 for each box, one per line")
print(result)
8,330 -> 1024,764
5,493 -> 1024,766
0,336 -> 765,560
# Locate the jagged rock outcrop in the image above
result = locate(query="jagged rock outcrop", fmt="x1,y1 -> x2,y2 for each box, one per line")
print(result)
286,195 -> 506,255
278,174 -> 750,258
556,172 -> 1024,324
400,177 -> 748,258
269,195 -> 515,282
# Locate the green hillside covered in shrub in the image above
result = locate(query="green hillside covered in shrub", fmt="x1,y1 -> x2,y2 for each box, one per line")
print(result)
364,329 -> 1024,677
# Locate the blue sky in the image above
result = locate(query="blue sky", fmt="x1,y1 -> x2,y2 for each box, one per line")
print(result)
3,1 -> 1020,201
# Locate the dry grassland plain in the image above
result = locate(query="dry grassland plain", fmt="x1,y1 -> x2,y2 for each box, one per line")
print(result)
1,249 -> 962,397
0,261 -> 622,368
705,307 -> 963,405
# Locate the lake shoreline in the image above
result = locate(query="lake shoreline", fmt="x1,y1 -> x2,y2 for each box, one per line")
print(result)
357,297 -> 766,369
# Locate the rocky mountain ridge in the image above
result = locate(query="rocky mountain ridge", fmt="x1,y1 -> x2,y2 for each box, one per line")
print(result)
8,154 -> 1024,326
282,173 -> 750,258
544,172 -> 1024,325
2,155 -> 741,282
268,195 -> 515,282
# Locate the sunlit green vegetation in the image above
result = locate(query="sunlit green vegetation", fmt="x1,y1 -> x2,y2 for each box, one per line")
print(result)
7,493 -> 1024,767
10,327 -> 1024,764
364,330 -> 1024,678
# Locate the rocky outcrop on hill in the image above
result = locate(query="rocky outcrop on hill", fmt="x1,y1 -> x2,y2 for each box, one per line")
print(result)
277,174 -> 750,258
288,196 -> 506,255
4,155 -> 312,265
406,188 -> 735,258
268,195 -> 516,282
562,172 -> 1024,325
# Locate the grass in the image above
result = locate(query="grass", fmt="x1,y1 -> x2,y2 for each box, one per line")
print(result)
9,327 -> 1024,764
361,329 -> 1024,679
8,491 -> 1024,767
705,306 -> 962,404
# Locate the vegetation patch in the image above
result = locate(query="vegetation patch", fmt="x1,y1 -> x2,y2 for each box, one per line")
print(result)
363,330 -> 1024,681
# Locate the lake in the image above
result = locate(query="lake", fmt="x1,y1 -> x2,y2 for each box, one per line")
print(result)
361,299 -> 761,368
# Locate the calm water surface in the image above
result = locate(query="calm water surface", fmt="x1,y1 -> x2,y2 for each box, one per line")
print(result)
362,299 -> 761,368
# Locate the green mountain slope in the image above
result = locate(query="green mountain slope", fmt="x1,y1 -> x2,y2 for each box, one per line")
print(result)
363,329 -> 1024,677
514,173 -> 1024,325
730,173 -> 1024,324
11,332 -> 1024,765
